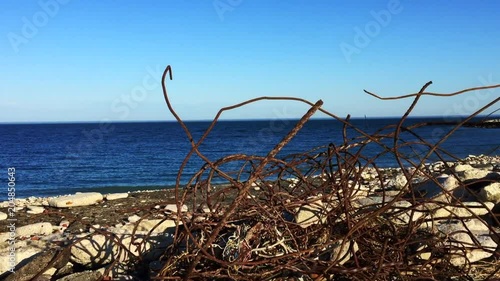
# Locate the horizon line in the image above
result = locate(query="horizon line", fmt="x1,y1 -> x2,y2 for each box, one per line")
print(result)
1,114 -> 498,125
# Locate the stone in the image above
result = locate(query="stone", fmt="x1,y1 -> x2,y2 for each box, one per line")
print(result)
26,205 -> 45,214
105,193 -> 129,201
0,240 -> 49,277
413,175 -> 454,199
49,193 -> 103,208
416,245 -> 432,260
4,248 -> 69,281
118,219 -> 178,234
55,270 -> 102,281
113,275 -> 135,280
356,196 -> 394,208
127,214 -> 141,223
59,220 -> 70,228
437,219 -> 497,266
479,182 -> 500,203
295,197 -> 327,228
390,173 -> 408,190
459,217 -> 492,232
432,202 -> 494,218
0,212 -> 7,221
463,168 -> 490,180
44,267 -> 57,276
388,200 -> 425,224
18,222 -> 53,238
70,234 -> 116,267
330,240 -> 358,265
53,262 -> 74,279
119,234 -> 171,261
164,204 -> 188,213
454,164 -> 473,173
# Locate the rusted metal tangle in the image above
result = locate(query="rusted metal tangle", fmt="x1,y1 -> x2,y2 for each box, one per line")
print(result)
152,65 -> 500,280
38,66 -> 499,281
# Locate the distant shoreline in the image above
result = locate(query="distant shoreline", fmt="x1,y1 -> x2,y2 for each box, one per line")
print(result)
422,119 -> 500,128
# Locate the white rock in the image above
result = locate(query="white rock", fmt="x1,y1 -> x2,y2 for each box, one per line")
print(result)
43,267 -> 57,277
127,215 -> 141,223
0,240 -> 49,275
56,269 -> 103,281
389,201 -> 425,224
356,196 -> 394,207
48,192 -> 103,208
455,164 -> 473,173
442,175 -> 459,191
113,275 -> 135,281
14,199 -> 27,207
463,168 -> 490,180
0,212 -> 7,221
59,220 -> 70,227
479,182 -> 500,203
71,234 -> 116,267
41,233 -> 65,242
26,205 -> 45,214
416,245 -> 432,260
433,202 -> 494,218
413,175 -> 452,199
459,218 -> 491,232
105,193 -> 129,201
118,219 -> 178,234
295,197 -> 326,228
164,204 -> 188,213
331,240 -> 358,265
119,234 -> 170,260
437,219 -> 497,266
390,173 -> 408,190
59,220 -> 70,230
18,222 -> 53,237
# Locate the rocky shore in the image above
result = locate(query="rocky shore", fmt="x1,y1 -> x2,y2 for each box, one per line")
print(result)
0,155 -> 499,280
423,118 -> 500,129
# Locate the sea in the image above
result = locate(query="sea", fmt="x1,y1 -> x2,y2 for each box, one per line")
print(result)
0,117 -> 498,200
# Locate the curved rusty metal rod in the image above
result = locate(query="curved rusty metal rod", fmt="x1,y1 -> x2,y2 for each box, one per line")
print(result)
184,100 -> 324,279
364,83 -> 500,100
157,68 -> 500,279
393,81 -> 433,190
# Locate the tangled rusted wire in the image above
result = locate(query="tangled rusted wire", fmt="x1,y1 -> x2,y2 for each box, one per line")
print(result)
152,65 -> 500,280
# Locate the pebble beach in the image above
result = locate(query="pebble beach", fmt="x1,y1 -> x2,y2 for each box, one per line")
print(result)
0,154 -> 499,280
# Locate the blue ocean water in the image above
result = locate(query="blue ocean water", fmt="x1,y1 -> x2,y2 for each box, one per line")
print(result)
0,118 -> 498,200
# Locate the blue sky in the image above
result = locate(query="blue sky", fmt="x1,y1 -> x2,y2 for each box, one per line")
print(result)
1,0 -> 499,122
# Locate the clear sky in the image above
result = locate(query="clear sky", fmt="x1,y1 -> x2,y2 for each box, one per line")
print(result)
1,0 -> 499,122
